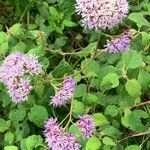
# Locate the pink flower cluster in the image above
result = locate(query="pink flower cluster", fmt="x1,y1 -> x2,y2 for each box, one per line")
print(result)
75,0 -> 129,30
51,77 -> 76,107
44,115 -> 95,150
44,118 -> 81,150
106,31 -> 132,53
76,115 -> 95,139
0,52 -> 41,103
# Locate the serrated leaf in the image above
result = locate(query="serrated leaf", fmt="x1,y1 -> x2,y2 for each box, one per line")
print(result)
121,109 -> 149,132
81,59 -> 100,77
103,137 -> 116,146
128,13 -> 150,28
72,100 -> 85,115
4,131 -> 14,144
26,135 -> 43,150
100,73 -> 119,91
0,118 -> 10,133
28,105 -> 48,127
122,49 -> 143,69
86,136 -> 101,150
52,59 -> 74,78
74,84 -> 87,97
125,79 -> 141,98
0,32 -> 6,44
93,113 -> 109,126
105,105 -> 118,117
69,124 -> 82,138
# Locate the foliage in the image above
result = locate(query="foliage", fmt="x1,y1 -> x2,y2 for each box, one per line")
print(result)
0,0 -> 150,150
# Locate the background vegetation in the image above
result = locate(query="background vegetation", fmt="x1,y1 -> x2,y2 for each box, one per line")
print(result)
0,0 -> 150,150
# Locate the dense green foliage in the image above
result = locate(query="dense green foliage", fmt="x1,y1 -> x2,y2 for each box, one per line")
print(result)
0,0 -> 150,150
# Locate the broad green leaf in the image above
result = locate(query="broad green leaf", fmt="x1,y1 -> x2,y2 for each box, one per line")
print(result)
74,84 -> 87,97
9,108 -> 26,123
49,6 -> 58,18
69,124 -> 82,138
141,32 -> 150,46
84,93 -> 98,104
81,59 -> 100,77
125,145 -> 140,150
100,73 -> 119,91
0,32 -> 6,44
0,118 -> 11,133
26,135 -> 43,150
52,59 -> 74,78
104,105 -> 118,117
4,131 -> 14,144
4,146 -> 18,150
10,23 -> 24,36
55,37 -> 67,47
72,100 -> 85,115
121,109 -> 149,132
122,50 -> 143,69
93,113 -> 109,126
103,137 -> 116,146
138,70 -> 150,91
86,136 -> 101,150
62,20 -> 77,27
128,13 -> 150,28
28,105 -> 48,127
125,79 -> 141,98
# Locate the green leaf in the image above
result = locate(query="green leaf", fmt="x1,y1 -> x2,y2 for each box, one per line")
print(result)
138,70 -> 150,91
105,105 -> 118,117
74,84 -> 87,97
103,137 -> 116,146
63,19 -> 77,27
28,105 -> 48,127
49,6 -> 58,18
78,42 -> 97,57
0,118 -> 11,133
125,79 -> 141,98
81,59 -> 100,77
125,145 -> 140,150
52,59 -> 74,78
0,32 -> 6,44
93,113 -> 109,126
141,32 -> 150,46
128,13 -> 150,28
122,49 -> 143,69
9,108 -> 26,123
4,146 -> 18,150
72,100 -> 85,115
85,93 -> 98,104
10,23 -> 24,36
121,109 -> 149,132
86,136 -> 101,150
55,37 -> 67,47
100,73 -> 119,91
25,135 -> 43,150
69,124 -> 82,138
4,131 -> 14,144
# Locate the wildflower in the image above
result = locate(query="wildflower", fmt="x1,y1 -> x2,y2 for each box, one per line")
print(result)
75,0 -> 129,30
0,52 -> 41,103
106,31 -> 132,53
44,118 -> 80,150
76,115 -> 95,139
51,76 -> 76,107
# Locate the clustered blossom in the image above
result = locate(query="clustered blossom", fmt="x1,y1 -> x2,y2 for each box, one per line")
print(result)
75,0 -> 129,30
51,76 -> 76,107
76,115 -> 95,139
106,31 -> 132,53
0,52 -> 41,103
44,118 -> 80,150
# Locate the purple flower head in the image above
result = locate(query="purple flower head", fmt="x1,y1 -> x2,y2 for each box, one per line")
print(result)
75,0 -> 129,30
0,52 -> 42,103
76,115 -> 95,139
106,31 -> 132,53
44,118 -> 80,150
51,76 -> 76,107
